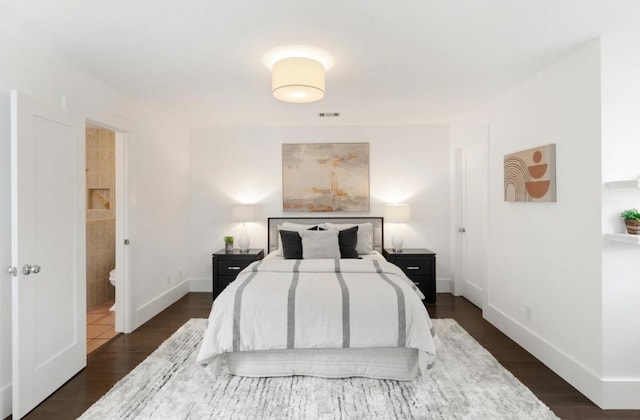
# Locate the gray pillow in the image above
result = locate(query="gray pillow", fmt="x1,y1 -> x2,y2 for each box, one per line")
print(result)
299,230 -> 340,259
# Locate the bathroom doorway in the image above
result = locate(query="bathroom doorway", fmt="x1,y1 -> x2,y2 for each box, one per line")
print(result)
85,125 -> 118,353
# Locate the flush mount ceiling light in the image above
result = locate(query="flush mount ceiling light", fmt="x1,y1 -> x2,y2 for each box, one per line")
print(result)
263,45 -> 333,104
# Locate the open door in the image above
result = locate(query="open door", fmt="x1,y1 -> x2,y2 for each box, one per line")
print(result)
453,127 -> 489,310
10,91 -> 86,418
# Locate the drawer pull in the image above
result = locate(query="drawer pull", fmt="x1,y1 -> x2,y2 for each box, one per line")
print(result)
227,266 -> 241,270
406,266 -> 420,270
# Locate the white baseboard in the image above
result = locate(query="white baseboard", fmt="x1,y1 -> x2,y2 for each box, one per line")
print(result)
189,278 -> 212,292
484,303 -> 604,408
436,277 -> 452,293
0,383 -> 11,419
135,280 -> 190,328
484,304 -> 640,409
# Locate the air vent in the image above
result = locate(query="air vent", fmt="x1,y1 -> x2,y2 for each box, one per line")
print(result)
318,112 -> 340,118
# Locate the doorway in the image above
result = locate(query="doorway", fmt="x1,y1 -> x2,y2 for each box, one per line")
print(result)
452,127 -> 489,309
85,126 -> 118,353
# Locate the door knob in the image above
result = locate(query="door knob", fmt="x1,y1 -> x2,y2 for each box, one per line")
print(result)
22,264 -> 41,275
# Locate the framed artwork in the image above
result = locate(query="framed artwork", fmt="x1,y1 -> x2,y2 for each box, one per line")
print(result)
282,143 -> 370,212
504,144 -> 556,202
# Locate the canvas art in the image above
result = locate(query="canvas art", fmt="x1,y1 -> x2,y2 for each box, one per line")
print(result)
504,144 -> 556,202
282,143 -> 370,212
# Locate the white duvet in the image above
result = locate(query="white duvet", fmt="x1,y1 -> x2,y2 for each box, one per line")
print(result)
197,258 -> 439,373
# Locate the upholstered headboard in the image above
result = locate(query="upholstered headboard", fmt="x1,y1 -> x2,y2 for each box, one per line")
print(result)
267,217 -> 384,255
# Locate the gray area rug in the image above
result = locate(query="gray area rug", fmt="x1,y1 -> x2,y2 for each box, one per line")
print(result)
80,319 -> 558,419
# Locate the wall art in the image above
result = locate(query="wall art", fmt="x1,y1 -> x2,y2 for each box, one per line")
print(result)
282,143 -> 370,212
504,144 -> 556,202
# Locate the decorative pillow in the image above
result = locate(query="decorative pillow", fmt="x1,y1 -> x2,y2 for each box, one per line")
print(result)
279,230 -> 304,259
277,223 -> 322,255
299,230 -> 340,259
337,226 -> 359,258
323,222 -> 374,254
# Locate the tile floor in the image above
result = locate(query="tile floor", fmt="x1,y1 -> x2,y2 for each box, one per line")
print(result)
87,301 -> 118,354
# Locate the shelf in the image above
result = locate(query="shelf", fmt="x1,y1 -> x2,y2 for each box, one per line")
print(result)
606,180 -> 640,188
606,233 -> 640,245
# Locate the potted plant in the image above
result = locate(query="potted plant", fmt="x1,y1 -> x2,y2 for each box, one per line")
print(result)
620,209 -> 640,235
224,236 -> 234,252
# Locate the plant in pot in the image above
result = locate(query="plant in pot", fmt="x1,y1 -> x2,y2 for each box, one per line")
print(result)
620,209 -> 640,235
224,236 -> 234,252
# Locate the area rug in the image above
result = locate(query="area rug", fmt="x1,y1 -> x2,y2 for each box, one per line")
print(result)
79,319 -> 558,419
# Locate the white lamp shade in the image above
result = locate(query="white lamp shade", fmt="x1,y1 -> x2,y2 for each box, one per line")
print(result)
272,57 -> 325,103
232,204 -> 257,222
385,204 -> 410,223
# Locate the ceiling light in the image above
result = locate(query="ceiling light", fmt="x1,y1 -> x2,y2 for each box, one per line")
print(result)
264,45 -> 333,104
272,57 -> 325,103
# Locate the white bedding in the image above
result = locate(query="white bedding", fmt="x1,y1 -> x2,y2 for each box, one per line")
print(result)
197,257 -> 439,377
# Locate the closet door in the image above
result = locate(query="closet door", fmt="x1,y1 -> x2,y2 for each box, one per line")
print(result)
10,91 -> 86,418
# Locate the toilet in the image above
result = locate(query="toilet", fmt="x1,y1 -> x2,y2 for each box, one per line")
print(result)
109,269 -> 116,311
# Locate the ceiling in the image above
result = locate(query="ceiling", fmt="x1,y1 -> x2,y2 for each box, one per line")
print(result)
2,0 -> 639,126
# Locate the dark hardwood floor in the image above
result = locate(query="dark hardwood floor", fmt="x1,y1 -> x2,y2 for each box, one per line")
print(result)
17,293 -> 639,419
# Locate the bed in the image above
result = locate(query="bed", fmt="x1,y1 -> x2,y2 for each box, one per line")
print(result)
197,217 -> 439,380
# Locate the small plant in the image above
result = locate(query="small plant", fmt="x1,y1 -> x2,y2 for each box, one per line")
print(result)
620,209 -> 640,221
224,236 -> 234,244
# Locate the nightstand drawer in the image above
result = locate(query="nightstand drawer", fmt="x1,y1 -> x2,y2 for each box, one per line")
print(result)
217,259 -> 253,275
393,259 -> 431,276
216,275 -> 236,291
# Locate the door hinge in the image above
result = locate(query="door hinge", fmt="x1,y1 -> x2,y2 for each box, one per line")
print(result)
6,266 -> 17,277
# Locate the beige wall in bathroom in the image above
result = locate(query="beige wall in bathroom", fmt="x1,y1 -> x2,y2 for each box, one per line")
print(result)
86,127 -> 116,310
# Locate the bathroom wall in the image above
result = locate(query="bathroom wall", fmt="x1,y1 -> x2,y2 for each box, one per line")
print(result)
86,127 -> 116,310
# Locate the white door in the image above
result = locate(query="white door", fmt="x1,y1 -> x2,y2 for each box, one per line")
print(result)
10,91 -> 86,418
454,129 -> 488,309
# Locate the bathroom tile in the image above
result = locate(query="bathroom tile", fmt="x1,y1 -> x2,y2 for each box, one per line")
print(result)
98,327 -> 118,340
87,313 -> 104,323
87,324 -> 112,339
87,339 -> 110,354
94,312 -> 115,325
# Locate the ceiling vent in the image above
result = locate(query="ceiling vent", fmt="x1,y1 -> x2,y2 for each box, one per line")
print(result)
318,112 -> 340,118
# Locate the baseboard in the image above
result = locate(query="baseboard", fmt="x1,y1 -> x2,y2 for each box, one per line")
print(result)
189,278 -> 212,292
135,280 -> 190,328
484,303 -> 604,408
436,277 -> 452,294
0,383 -> 11,419
602,378 -> 640,409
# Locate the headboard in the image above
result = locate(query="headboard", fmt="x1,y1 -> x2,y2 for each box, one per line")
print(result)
267,217 -> 384,255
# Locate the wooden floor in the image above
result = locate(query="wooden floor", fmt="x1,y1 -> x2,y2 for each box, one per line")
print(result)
19,293 -> 639,420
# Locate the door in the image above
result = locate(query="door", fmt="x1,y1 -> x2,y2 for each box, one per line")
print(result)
454,129 -> 488,309
11,91 -> 86,418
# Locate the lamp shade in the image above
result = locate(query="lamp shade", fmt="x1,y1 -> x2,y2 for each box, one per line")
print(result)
232,204 -> 257,223
272,57 -> 325,103
385,204 -> 410,223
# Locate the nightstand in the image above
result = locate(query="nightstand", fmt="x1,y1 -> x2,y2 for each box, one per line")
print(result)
382,248 -> 436,303
212,248 -> 264,300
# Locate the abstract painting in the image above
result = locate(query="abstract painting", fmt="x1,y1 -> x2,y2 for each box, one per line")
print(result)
504,144 -> 556,202
282,143 -> 369,212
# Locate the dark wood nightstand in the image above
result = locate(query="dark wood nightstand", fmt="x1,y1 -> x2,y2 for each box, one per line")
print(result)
383,248 -> 436,303
212,248 -> 264,300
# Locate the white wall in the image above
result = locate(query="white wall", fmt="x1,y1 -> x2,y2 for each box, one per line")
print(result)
185,125 -> 452,292
451,41 -> 606,405
0,26 -> 190,417
600,31 -> 640,408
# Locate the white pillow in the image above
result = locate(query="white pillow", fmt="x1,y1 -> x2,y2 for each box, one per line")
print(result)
299,230 -> 340,259
323,222 -> 374,254
277,222 -> 321,256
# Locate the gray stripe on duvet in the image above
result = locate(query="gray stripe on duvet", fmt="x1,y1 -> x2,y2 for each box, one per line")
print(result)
374,259 -> 419,293
335,269 -> 350,348
286,268 -> 301,349
376,271 -> 407,347
232,270 -> 259,351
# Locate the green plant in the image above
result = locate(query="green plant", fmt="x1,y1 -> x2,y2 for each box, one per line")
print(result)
224,236 -> 234,244
620,209 -> 640,221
